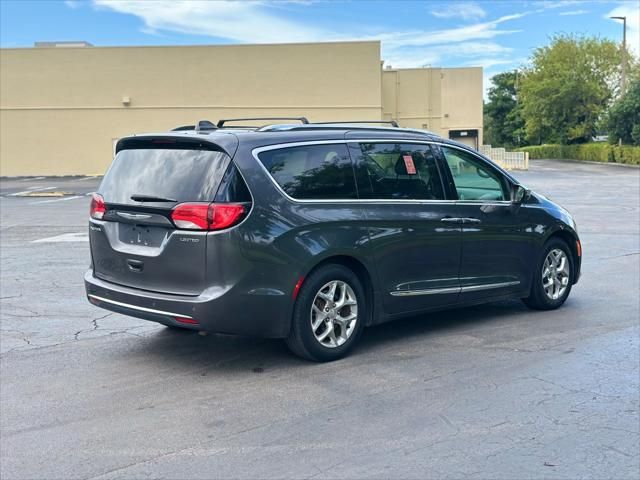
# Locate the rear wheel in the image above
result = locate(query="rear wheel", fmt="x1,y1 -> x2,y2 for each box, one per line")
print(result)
523,237 -> 573,310
286,264 -> 365,362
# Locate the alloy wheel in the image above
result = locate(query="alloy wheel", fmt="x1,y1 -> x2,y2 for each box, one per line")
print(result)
310,280 -> 358,348
542,248 -> 570,300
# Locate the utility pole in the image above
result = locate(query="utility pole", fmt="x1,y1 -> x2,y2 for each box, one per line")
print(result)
610,15 -> 627,94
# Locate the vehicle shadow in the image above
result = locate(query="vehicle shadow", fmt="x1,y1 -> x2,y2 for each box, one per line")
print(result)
360,299 -> 531,354
129,299 -> 534,375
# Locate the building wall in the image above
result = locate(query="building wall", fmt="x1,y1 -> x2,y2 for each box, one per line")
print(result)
1,42 -> 483,176
382,67 -> 483,146
0,42 -> 382,176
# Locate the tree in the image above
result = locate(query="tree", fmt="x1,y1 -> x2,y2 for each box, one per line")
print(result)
605,66 -> 640,145
519,35 -> 622,144
484,71 -> 526,148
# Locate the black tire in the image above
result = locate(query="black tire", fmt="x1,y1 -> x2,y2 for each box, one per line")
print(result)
286,264 -> 366,362
523,237 -> 574,310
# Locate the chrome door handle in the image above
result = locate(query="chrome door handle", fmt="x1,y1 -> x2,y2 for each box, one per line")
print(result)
462,217 -> 482,224
440,217 -> 462,223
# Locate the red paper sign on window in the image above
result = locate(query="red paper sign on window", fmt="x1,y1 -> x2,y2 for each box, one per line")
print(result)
403,155 -> 417,175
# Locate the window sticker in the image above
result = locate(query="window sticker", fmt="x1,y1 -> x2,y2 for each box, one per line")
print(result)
403,155 -> 417,175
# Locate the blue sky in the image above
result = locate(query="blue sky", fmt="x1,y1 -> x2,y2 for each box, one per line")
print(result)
1,0 -> 638,91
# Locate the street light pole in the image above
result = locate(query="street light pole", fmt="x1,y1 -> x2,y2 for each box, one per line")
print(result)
610,15 -> 627,94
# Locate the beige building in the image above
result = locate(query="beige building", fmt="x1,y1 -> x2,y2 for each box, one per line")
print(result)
0,41 -> 482,176
382,66 -> 483,149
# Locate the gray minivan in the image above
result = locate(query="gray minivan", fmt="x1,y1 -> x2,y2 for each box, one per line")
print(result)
86,119 -> 581,361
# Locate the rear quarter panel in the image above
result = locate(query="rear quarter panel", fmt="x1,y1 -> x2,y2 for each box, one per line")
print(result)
228,141 -> 379,335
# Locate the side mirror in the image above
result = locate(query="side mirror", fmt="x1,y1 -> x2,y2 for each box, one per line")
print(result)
511,184 -> 530,204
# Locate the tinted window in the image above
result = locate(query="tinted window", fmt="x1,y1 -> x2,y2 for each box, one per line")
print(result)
441,147 -> 506,201
215,163 -> 252,203
354,143 -> 445,200
99,148 -> 230,205
258,144 -> 357,200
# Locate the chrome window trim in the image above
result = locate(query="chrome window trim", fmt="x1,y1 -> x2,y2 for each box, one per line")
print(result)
88,294 -> 193,319
252,141 -> 359,204
251,139 -> 514,205
390,280 -> 520,297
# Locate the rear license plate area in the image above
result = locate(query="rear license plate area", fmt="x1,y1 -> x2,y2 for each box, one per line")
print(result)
119,224 -> 165,247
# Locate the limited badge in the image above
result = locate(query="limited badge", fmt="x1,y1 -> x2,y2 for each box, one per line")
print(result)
403,155 -> 417,175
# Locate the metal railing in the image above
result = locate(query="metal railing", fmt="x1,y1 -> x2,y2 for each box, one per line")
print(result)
479,145 -> 529,170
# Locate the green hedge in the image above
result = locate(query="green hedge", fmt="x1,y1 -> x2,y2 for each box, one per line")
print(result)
519,144 -> 640,165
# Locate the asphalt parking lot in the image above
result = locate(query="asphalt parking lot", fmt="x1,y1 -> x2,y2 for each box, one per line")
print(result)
1,160 -> 639,479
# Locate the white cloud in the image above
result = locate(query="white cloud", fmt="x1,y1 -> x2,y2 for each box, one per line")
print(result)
375,13 -> 526,49
93,0 -> 331,44
382,42 -> 514,69
464,57 -> 518,69
606,3 -> 640,57
375,13 -> 526,70
90,0 -> 528,72
559,10 -> 589,16
430,2 -> 487,21
534,1 -> 588,10
92,1 -> 525,48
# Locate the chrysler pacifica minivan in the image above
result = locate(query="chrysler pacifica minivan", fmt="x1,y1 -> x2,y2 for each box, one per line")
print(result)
85,118 -> 581,361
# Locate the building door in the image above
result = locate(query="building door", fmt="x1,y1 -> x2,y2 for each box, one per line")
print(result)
449,129 -> 478,149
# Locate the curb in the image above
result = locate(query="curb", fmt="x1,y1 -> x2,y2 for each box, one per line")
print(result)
532,158 -> 640,169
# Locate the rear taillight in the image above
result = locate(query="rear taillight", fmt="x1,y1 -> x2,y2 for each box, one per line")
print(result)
171,203 -> 210,229
175,316 -> 199,325
211,203 -> 246,230
90,193 -> 106,220
171,203 -> 245,231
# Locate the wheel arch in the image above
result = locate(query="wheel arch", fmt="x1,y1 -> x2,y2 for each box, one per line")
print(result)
298,254 -> 377,327
544,227 -> 581,284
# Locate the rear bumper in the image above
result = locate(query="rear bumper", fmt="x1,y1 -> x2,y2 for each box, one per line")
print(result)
84,269 -> 290,337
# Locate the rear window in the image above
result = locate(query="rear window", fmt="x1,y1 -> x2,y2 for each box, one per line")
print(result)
257,144 -> 357,200
99,149 -> 230,205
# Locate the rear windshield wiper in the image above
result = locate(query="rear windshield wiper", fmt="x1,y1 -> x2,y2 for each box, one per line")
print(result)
130,194 -> 178,203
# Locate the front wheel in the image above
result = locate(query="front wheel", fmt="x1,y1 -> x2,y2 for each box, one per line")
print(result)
523,238 -> 573,310
285,264 -> 365,362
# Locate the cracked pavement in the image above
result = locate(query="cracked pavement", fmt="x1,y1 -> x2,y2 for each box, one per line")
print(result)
1,160 -> 639,479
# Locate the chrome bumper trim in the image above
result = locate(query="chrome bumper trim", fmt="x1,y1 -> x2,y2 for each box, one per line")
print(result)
87,294 -> 193,319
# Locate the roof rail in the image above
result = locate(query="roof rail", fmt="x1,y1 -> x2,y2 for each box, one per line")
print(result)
259,123 -> 437,137
311,120 -> 399,128
217,117 -> 309,128
171,125 -> 196,131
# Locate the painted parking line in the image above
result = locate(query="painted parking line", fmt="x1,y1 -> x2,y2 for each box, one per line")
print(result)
32,232 -> 88,243
17,176 -> 46,181
30,195 -> 83,205
70,176 -> 100,182
8,186 -> 58,196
